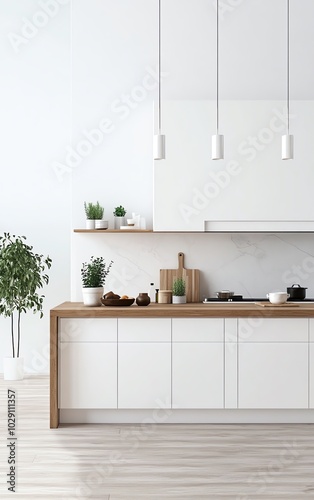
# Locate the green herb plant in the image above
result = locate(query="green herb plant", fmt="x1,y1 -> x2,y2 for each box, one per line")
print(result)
81,257 -> 113,288
0,233 -> 52,358
84,201 -> 104,220
172,277 -> 186,297
113,205 -> 126,217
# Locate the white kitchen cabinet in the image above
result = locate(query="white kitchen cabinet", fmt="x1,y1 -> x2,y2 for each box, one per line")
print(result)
172,319 -> 224,408
238,343 -> 308,409
56,315 -> 313,419
172,318 -> 224,342
225,319 -> 238,409
172,343 -> 224,408
154,100 -> 314,232
118,318 -> 171,342
59,342 -> 117,409
118,319 -> 171,409
238,318 -> 308,343
310,344 -> 314,408
59,318 -> 117,409
309,320 -> 314,408
59,318 -> 117,342
309,319 -> 314,343
118,343 -> 171,408
238,318 -> 309,408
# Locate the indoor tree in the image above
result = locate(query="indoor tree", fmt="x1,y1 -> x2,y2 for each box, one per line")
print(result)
0,233 -> 52,358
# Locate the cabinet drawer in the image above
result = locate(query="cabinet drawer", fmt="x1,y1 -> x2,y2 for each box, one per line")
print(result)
172,318 -> 224,342
59,318 -> 117,342
309,319 -> 314,342
238,318 -> 308,342
118,319 -> 171,342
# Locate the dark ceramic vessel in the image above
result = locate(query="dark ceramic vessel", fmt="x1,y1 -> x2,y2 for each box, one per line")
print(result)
136,293 -> 150,306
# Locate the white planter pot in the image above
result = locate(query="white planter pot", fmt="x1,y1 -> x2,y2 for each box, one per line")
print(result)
114,216 -> 126,229
95,220 -> 108,230
3,357 -> 24,380
86,219 -> 95,229
82,287 -> 104,306
172,295 -> 186,304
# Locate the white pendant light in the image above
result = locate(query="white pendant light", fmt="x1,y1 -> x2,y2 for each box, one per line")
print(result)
282,0 -> 293,160
154,0 -> 165,160
212,0 -> 224,160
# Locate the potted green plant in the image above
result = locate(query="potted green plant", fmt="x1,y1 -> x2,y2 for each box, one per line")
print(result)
81,256 -> 113,306
84,201 -> 107,229
113,205 -> 127,229
0,233 -> 52,380
172,277 -> 186,304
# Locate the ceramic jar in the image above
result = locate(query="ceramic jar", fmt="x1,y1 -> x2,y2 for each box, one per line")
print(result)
136,293 -> 150,306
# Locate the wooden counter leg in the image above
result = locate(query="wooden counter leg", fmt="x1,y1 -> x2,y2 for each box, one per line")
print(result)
50,314 -> 58,428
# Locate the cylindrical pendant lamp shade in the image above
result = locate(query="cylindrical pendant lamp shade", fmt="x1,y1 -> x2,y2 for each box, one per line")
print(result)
154,134 -> 165,160
212,134 -> 224,160
282,134 -> 294,160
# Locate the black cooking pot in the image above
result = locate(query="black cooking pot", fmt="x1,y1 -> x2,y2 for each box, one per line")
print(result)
287,284 -> 307,300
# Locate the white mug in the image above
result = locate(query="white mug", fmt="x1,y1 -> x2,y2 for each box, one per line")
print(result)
266,292 -> 290,304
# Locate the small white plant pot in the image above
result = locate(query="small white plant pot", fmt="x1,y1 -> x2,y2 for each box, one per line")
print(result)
172,296 -> 186,304
3,357 -> 24,380
86,219 -> 95,229
82,287 -> 104,307
114,216 -> 126,229
95,220 -> 108,230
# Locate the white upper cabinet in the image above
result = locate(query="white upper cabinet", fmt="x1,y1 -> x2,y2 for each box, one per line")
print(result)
154,100 -> 314,232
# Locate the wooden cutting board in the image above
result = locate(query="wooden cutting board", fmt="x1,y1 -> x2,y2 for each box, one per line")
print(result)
160,252 -> 200,303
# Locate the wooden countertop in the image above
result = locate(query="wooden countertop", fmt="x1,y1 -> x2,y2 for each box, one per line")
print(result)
51,301 -> 314,318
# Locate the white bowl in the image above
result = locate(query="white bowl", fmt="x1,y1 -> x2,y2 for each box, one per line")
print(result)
127,218 -> 136,226
267,292 -> 290,304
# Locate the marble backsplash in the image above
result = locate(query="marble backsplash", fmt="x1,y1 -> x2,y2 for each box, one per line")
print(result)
71,232 -> 314,301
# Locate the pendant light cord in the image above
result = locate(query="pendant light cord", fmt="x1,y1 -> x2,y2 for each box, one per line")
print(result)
287,0 -> 290,133
216,0 -> 219,134
158,0 -> 161,133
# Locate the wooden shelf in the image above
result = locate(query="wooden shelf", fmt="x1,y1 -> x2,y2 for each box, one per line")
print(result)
73,229 -> 153,233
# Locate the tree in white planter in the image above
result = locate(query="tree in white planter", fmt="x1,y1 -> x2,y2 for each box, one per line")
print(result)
0,233 -> 52,380
81,256 -> 113,306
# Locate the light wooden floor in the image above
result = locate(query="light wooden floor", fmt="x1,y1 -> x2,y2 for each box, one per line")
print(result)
1,376 -> 314,499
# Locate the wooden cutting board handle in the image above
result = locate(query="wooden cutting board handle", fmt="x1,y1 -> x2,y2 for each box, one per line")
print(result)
178,252 -> 185,270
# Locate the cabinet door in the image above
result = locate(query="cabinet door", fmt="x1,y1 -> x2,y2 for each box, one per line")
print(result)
59,343 -> 117,409
238,343 -> 308,409
154,100 -> 314,232
172,343 -> 224,408
118,343 -> 171,409
309,341 -> 314,408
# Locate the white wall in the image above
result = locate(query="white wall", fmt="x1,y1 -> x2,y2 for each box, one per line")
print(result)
72,232 -> 314,301
1,0 -> 314,373
0,0 -> 71,373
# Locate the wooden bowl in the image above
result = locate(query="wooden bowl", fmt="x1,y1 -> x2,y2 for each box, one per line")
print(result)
101,297 -> 135,307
